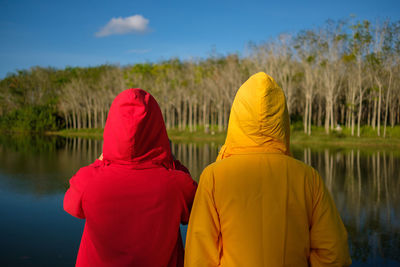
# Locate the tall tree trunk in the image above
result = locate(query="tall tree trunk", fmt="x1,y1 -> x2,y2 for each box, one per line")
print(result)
88,108 -> 92,129
350,90 -> 356,136
188,101 -> 193,132
218,104 -> 223,132
383,71 -> 392,138
357,92 -> 363,137
351,108 -> 355,136
64,112 -> 68,129
325,99 -> 331,134
177,107 -> 182,131
317,99 -> 323,127
83,112 -> 87,129
357,63 -> 363,137
397,103 -> 400,125
377,84 -> 382,136
390,101 -> 396,127
68,115 -> 72,130
383,88 -> 390,138
193,102 -> 198,132
77,111 -> 81,129
94,108 -> 98,129
340,103 -> 345,125
183,100 -> 188,131
223,102 -> 229,130
330,101 -> 335,130
177,96 -> 183,130
172,107 -> 176,129
372,95 -> 377,130
202,101 -> 209,133
308,99 -> 312,135
101,110 -> 105,128
210,106 -> 215,130
346,107 -> 350,128
72,110 -> 77,129
303,97 -> 309,134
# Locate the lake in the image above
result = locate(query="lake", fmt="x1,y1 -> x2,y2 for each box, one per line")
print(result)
0,135 -> 399,266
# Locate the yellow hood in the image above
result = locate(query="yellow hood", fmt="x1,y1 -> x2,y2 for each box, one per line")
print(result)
217,72 -> 290,160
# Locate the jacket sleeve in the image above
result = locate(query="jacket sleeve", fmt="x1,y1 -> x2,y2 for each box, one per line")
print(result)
184,166 -> 221,267
172,159 -> 197,224
309,170 -> 352,267
178,172 -> 198,225
63,160 -> 100,219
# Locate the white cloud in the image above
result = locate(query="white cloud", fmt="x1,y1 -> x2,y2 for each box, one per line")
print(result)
96,15 -> 149,37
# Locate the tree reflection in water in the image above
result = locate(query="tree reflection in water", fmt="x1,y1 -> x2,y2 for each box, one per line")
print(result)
297,146 -> 400,265
0,135 -> 399,265
171,142 -> 220,182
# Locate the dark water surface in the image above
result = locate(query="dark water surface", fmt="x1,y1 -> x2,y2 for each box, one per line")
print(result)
0,135 -> 399,266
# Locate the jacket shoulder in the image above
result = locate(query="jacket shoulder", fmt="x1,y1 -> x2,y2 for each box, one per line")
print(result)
288,155 -> 318,173
206,154 -> 320,183
197,163 -> 217,186
168,168 -> 196,185
285,155 -> 322,184
69,160 -> 102,192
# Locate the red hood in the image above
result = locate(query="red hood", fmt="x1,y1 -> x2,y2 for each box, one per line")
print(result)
103,88 -> 173,168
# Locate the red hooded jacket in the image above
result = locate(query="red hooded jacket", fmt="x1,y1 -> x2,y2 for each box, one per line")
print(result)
64,89 -> 197,267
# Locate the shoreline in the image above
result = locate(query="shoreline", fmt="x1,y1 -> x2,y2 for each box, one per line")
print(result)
40,128 -> 400,149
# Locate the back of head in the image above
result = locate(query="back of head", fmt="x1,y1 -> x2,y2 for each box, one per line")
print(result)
102,88 -> 173,168
217,72 -> 290,160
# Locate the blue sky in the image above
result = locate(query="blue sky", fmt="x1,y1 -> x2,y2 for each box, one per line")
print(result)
0,0 -> 399,78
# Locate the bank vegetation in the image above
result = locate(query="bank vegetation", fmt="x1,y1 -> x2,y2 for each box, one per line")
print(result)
1,18 -> 399,138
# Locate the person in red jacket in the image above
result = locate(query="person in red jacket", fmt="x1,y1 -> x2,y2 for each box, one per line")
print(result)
64,88 -> 197,267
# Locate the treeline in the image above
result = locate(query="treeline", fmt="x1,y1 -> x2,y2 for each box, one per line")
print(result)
1,18 -> 399,137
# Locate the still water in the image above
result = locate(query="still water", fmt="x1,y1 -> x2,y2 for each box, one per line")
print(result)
0,135 -> 399,266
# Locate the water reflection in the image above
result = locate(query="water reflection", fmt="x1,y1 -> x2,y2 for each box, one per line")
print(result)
171,142 -> 220,181
0,135 -> 399,266
297,147 -> 400,265
0,135 -> 102,195
0,135 -> 218,195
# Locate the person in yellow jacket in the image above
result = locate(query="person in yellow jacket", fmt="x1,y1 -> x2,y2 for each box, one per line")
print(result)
185,72 -> 351,267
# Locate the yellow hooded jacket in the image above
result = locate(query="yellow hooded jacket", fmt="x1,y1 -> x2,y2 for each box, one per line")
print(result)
185,72 -> 351,267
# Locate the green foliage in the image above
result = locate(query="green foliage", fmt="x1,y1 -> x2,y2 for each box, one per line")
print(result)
290,121 -> 303,132
0,132 -> 63,154
0,104 -> 61,132
56,128 -> 104,140
342,53 -> 356,63
306,55 -> 316,63
366,52 -> 382,68
0,17 -> 399,136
